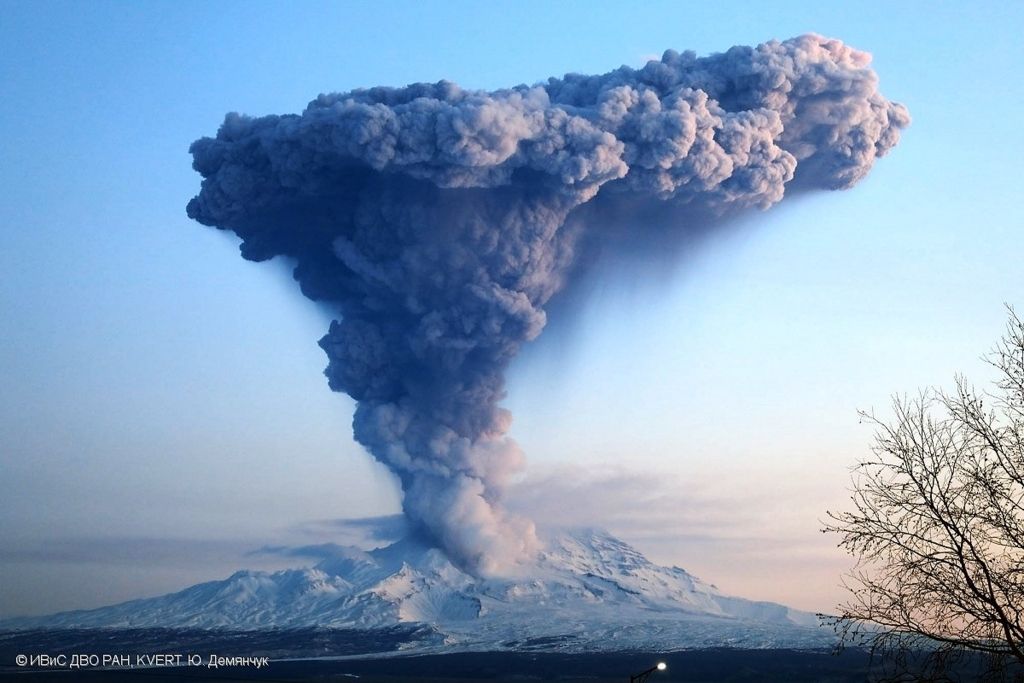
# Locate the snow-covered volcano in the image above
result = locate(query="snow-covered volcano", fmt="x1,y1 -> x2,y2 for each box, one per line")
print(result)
1,529 -> 832,651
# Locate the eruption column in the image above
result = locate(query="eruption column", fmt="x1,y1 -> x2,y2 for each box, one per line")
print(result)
187,35 -> 909,573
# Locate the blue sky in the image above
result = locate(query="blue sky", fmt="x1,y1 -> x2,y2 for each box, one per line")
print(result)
1,1 -> 1021,617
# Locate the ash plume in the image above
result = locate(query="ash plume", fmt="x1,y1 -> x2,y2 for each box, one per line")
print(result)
186,34 -> 909,574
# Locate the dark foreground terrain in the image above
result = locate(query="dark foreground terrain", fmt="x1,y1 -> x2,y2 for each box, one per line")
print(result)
2,651 -> 874,682
0,628 -> 878,682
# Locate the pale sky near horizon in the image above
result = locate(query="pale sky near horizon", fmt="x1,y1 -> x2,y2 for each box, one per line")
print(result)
1,1 -> 1022,618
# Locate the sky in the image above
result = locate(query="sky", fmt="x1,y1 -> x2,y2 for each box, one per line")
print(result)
1,0 -> 1022,618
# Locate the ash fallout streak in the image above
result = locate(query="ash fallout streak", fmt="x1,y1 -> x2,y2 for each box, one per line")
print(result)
186,35 -> 909,575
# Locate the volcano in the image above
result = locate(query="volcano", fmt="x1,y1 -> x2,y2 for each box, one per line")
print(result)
1,529 -> 832,652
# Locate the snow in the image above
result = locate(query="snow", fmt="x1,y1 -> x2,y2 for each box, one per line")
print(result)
0,528 -> 834,651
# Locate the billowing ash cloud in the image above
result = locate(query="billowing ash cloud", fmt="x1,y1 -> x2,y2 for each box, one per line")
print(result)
186,35 -> 909,575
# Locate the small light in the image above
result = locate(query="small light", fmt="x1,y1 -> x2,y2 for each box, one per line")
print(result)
657,662 -> 667,671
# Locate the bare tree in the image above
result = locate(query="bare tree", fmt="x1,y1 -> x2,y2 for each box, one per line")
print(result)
825,306 -> 1024,682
